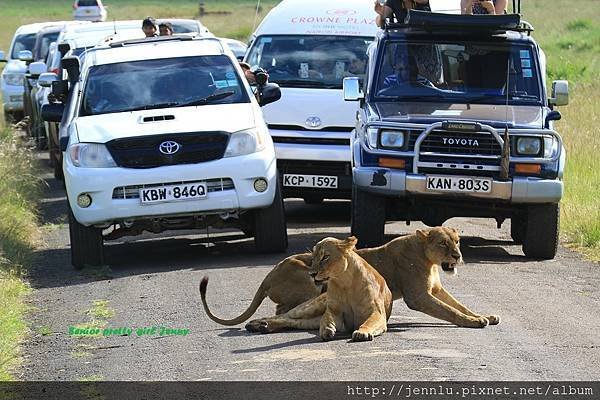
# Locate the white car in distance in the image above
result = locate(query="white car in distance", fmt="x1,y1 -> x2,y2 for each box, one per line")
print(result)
73,0 -> 108,22
42,36 -> 286,268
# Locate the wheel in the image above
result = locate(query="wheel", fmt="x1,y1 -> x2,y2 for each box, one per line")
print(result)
68,206 -> 104,269
522,203 -> 560,260
254,181 -> 288,253
510,215 -> 526,244
303,196 -> 323,205
351,185 -> 386,248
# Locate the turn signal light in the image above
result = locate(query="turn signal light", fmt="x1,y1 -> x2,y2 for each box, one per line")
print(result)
378,157 -> 405,169
515,163 -> 541,174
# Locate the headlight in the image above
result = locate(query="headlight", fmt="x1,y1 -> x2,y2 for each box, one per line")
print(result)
380,130 -> 405,148
2,73 -> 24,86
224,128 -> 267,158
516,137 -> 542,156
68,143 -> 117,168
543,136 -> 558,158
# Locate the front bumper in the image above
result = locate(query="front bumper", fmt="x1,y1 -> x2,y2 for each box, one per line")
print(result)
1,82 -> 24,113
354,167 -> 563,203
65,148 -> 278,226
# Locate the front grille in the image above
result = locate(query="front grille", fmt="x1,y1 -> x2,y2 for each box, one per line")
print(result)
273,137 -> 350,146
277,159 -> 351,176
414,130 -> 501,156
268,124 -> 353,133
112,178 -> 234,200
106,132 -> 229,169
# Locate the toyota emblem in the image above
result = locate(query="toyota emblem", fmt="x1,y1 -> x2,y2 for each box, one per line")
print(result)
305,117 -> 322,128
159,141 -> 181,155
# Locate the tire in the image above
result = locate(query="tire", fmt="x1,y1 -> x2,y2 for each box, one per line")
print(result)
510,215 -> 526,244
522,203 -> 560,260
68,206 -> 104,269
351,185 -> 386,248
254,181 -> 288,253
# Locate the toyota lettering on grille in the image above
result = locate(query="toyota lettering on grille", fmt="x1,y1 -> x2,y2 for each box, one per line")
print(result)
159,141 -> 181,155
442,137 -> 480,147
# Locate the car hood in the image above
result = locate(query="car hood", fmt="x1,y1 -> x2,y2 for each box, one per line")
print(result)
375,102 -> 544,129
262,87 -> 358,135
2,59 -> 27,74
74,104 -> 257,143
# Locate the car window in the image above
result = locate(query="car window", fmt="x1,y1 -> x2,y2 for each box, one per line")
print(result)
38,31 -> 60,61
10,33 -> 37,59
246,35 -> 372,89
77,0 -> 99,6
81,55 -> 249,116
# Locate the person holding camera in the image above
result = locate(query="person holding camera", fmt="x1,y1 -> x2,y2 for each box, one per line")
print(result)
374,0 -> 430,28
461,0 -> 507,14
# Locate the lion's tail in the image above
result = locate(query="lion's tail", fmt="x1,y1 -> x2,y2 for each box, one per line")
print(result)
199,276 -> 269,326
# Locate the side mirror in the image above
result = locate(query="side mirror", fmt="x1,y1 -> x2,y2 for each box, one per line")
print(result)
28,61 -> 47,78
18,50 -> 33,63
60,136 -> 70,152
61,56 -> 80,82
545,110 -> 561,128
550,80 -> 568,106
0,50 -> 6,62
58,42 -> 71,57
51,80 -> 69,98
257,82 -> 281,107
41,103 -> 65,122
38,72 -> 59,88
343,77 -> 364,101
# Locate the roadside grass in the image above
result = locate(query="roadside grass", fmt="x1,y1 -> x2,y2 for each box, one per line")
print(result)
0,127 -> 41,380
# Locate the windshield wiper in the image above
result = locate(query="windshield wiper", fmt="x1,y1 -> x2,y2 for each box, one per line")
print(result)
127,102 -> 180,112
177,91 -> 235,107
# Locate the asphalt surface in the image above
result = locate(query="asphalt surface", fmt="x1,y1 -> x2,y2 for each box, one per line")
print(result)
20,158 -> 600,381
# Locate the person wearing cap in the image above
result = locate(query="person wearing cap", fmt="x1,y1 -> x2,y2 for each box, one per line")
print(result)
239,62 -> 257,85
142,17 -> 158,37
159,22 -> 174,36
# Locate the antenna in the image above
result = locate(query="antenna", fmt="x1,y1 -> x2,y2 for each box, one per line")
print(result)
113,19 -> 117,35
500,57 -> 511,181
252,0 -> 262,33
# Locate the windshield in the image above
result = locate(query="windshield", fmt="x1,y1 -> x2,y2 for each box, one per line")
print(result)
11,33 -> 37,59
375,40 -> 542,105
37,31 -> 60,61
81,55 -> 249,116
246,35 -> 372,89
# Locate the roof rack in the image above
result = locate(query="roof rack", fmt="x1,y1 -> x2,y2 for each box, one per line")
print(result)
108,35 -> 195,48
385,9 -> 533,36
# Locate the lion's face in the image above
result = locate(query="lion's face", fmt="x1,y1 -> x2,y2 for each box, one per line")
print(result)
418,227 -> 463,275
309,237 -> 357,283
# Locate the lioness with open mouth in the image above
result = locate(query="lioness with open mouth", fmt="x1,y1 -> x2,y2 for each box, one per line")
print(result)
246,236 -> 392,341
200,227 -> 500,329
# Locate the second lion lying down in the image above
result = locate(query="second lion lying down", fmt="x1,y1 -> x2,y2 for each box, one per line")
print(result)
246,236 -> 392,341
199,227 -> 500,331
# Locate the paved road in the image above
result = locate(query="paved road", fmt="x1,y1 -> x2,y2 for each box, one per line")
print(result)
20,161 -> 600,381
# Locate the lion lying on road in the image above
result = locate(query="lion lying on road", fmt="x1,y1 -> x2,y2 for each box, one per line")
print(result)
246,236 -> 392,341
200,227 -> 500,329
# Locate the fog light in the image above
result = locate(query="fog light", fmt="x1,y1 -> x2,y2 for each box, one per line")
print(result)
253,178 -> 268,193
77,193 -> 92,208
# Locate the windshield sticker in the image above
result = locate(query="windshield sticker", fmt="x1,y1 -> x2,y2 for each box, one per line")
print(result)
225,71 -> 236,80
522,69 -> 533,78
432,110 -> 462,116
214,80 -> 239,89
521,59 -> 531,68
520,50 -> 530,59
299,63 -> 309,78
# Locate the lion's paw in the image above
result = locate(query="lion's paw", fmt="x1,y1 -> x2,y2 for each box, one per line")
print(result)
351,330 -> 374,342
245,319 -> 270,333
486,315 -> 500,325
474,316 -> 489,328
320,327 -> 336,341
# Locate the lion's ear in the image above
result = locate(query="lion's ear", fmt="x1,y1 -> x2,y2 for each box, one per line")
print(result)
416,230 -> 428,241
340,236 -> 358,251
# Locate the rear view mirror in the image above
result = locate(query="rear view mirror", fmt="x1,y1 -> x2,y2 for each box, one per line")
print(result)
28,61 -> 47,78
0,50 -> 6,62
343,77 -> 364,101
61,56 -> 80,82
257,83 -> 281,107
41,103 -> 65,123
18,50 -> 33,63
58,42 -> 71,57
51,80 -> 69,98
38,72 -> 59,88
550,80 -> 569,107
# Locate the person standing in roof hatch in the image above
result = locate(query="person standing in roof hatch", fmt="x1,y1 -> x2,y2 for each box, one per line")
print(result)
374,0 -> 430,28
142,17 -> 158,37
159,22 -> 174,36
